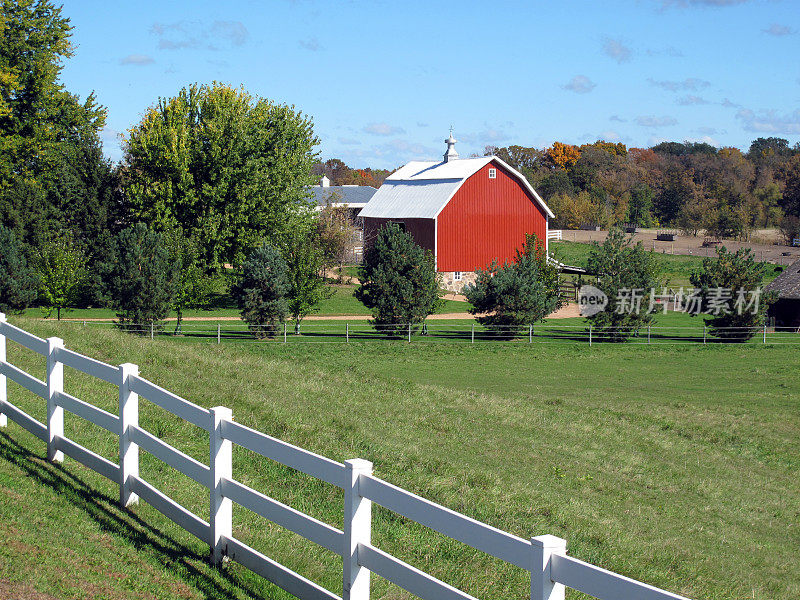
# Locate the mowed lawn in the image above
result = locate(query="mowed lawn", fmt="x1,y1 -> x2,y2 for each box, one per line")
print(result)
1,317 -> 798,600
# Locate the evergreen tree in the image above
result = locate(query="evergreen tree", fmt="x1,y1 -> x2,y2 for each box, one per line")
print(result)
586,228 -> 663,342
0,225 -> 38,313
231,245 -> 290,339
689,246 -> 775,341
355,223 -> 442,336
464,235 -> 562,339
96,223 -> 177,332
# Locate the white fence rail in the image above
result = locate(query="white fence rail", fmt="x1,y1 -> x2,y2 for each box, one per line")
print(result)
0,313 -> 693,600
547,229 -> 563,241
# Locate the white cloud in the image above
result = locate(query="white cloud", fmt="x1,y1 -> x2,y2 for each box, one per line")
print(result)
685,135 -> 719,146
599,130 -> 622,141
299,37 -> 322,51
648,77 -> 710,92
762,23 -> 795,36
636,115 -> 678,127
151,20 -> 249,51
609,115 -> 627,123
337,137 -> 360,145
676,95 -> 709,105
659,0 -> 750,7
119,54 -> 154,66
736,109 -> 800,134
562,75 -> 596,94
602,38 -> 632,63
363,122 -> 406,136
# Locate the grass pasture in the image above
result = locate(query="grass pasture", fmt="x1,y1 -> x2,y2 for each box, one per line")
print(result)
1,317 -> 799,600
551,240 -> 784,288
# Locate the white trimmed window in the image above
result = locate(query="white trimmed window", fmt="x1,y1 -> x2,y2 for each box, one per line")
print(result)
454,271 -> 462,281
488,168 -> 497,179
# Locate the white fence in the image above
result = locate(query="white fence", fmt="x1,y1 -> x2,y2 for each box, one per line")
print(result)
0,313 -> 692,600
547,229 -> 562,241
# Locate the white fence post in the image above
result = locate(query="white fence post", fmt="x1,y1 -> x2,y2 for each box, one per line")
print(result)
217,324 -> 221,345
118,363 -> 139,506
46,337 -> 64,462
703,325 -> 706,345
210,406 -> 233,566
408,323 -> 411,343
0,313 -> 6,428
531,535 -> 567,600
346,323 -> 349,343
471,323 -> 475,344
647,324 -> 651,344
588,326 -> 592,347
343,458 -> 373,600
763,324 -> 767,344
529,325 -> 533,344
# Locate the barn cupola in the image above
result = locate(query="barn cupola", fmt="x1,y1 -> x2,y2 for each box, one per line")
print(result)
443,129 -> 459,163
320,175 -> 330,187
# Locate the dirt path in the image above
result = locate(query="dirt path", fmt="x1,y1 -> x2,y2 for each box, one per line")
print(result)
63,303 -> 581,323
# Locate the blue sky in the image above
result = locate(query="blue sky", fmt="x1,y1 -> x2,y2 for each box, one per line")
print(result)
61,0 -> 799,169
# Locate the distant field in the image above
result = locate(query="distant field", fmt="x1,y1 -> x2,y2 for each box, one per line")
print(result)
1,317 -> 798,599
551,240 -> 784,288
23,284 -> 471,322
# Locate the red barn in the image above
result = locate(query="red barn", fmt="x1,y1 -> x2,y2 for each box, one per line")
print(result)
358,134 -> 554,291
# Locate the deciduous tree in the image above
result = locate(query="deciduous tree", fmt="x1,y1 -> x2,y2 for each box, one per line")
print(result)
37,233 -> 86,320
122,83 -> 319,269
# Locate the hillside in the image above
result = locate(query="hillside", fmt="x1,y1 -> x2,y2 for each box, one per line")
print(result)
1,317 -> 799,599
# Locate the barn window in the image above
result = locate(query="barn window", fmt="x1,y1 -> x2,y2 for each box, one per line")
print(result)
454,272 -> 462,281
488,168 -> 497,179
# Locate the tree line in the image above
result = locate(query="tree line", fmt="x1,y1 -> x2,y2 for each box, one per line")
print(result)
485,139 -> 800,242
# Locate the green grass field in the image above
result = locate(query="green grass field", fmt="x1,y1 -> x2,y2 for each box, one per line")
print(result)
22,284 -> 471,322
1,317 -> 798,599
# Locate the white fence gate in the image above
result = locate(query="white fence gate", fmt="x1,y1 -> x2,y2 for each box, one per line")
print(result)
0,313 -> 691,600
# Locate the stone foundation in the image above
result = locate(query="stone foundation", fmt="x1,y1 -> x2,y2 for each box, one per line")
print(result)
440,271 -> 478,293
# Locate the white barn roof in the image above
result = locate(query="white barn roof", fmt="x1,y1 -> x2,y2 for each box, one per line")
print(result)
358,156 -> 554,220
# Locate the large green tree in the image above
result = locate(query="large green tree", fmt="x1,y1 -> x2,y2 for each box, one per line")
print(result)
121,83 -> 319,269
0,0 -> 112,249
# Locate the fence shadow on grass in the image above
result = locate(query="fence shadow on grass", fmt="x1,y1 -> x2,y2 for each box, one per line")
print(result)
0,431 -> 283,600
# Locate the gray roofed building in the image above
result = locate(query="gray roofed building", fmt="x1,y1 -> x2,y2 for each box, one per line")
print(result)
309,175 -> 377,211
765,259 -> 800,299
765,258 -> 800,329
